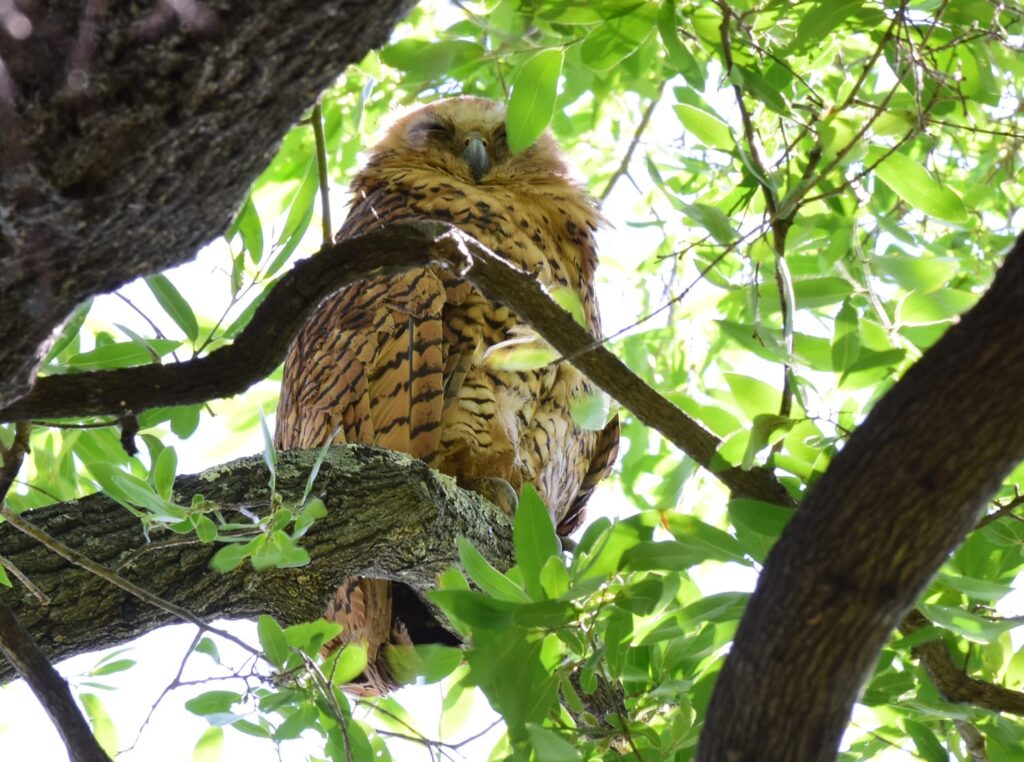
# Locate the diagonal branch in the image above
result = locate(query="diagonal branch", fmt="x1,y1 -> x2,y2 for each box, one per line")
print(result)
0,600 -> 111,762
2,223 -> 793,508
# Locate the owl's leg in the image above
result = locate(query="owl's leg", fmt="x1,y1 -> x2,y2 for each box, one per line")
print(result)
462,476 -> 518,516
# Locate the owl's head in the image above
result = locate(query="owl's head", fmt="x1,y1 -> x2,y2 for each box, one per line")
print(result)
365,96 -> 575,186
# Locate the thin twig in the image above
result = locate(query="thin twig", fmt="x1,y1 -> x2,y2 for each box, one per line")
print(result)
0,553 -> 49,604
599,80 -> 666,203
312,103 -> 333,246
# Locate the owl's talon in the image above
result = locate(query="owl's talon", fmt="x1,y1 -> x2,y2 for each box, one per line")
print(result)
463,476 -> 518,516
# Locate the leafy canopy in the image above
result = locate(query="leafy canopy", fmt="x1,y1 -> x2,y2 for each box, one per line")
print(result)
5,0 -> 1024,760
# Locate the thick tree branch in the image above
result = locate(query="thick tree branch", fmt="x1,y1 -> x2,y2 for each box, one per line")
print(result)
0,0 -> 415,409
0,444 -> 513,684
0,600 -> 111,762
699,233 -> 1024,761
0,225 -> 451,420
901,609 -> 1024,715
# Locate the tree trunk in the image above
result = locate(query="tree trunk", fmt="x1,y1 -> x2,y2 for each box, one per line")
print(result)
699,235 -> 1024,760
0,0 -> 415,408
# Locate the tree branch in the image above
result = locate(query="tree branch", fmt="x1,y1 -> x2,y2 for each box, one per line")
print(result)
0,444 -> 512,684
0,600 -> 111,762
901,609 -> 1024,715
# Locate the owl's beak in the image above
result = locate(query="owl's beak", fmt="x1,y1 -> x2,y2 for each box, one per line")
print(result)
463,132 -> 490,182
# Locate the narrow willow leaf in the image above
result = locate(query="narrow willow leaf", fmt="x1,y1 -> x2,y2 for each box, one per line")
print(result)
657,0 -> 703,88
457,536 -> 530,603
258,408 -> 276,492
507,49 -> 563,154
80,693 -> 119,757
548,286 -> 586,326
674,104 -> 735,151
580,16 -> 653,71
232,195 -> 264,265
482,335 -> 558,371
867,147 -> 968,222
147,274 -> 200,343
832,299 -> 860,372
191,726 -> 224,762
514,484 -> 560,600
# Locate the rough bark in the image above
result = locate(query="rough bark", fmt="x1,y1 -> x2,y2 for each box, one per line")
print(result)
0,0 -> 415,409
0,444 -> 513,684
699,235 -> 1024,760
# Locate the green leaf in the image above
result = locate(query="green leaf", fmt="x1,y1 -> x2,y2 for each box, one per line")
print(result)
674,105 -> 735,151
728,499 -> 794,539
458,536 -> 530,603
549,286 -> 587,327
185,690 -> 241,717
919,603 -> 1017,644
151,445 -> 177,500
724,373 -> 781,421
257,408 -> 276,492
209,537 -> 261,572
663,514 -> 749,565
292,497 -> 326,539
935,571 -> 1012,601
301,432 -> 337,504
410,644 -> 463,683
80,693 -> 118,756
581,15 -> 654,71
789,0 -> 865,54
66,339 -> 181,370
905,719 -> 947,762
146,274 -> 199,343
191,726 -> 224,762
482,335 -> 558,371
44,299 -> 92,363
832,299 -> 860,372
194,515 -> 218,543
381,39 -> 486,80
897,288 -> 977,326
514,484 -> 560,600
328,643 -> 369,685
195,637 -> 221,664
621,540 -> 709,571
86,462 -> 184,519
264,160 -> 318,278
257,615 -> 289,668
284,619 -> 341,657
506,49 -> 563,154
430,589 -> 515,629
231,194 -> 265,265
570,389 -> 612,431
867,147 -> 968,222
658,0 -> 703,88
527,724 -> 582,762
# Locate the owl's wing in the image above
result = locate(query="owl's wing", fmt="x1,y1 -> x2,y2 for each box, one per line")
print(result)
556,415 -> 620,537
276,186 -> 456,464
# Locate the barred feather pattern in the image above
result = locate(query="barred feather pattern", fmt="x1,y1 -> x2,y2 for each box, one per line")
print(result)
275,97 -> 619,694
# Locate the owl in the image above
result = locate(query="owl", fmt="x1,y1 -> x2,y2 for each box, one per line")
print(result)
276,96 -> 619,694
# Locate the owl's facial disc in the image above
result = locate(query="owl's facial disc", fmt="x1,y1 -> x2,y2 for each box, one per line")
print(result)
463,131 -> 490,182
